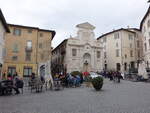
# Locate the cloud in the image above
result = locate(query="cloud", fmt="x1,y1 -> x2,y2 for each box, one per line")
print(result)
0,0 -> 148,47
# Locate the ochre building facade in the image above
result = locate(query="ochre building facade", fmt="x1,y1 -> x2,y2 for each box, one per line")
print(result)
3,24 -> 55,77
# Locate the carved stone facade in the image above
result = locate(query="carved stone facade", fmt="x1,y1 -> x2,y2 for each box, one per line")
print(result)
52,22 -> 103,74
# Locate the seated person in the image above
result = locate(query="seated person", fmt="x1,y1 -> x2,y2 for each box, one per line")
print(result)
0,81 -> 7,95
0,79 -> 20,95
54,74 -> 60,81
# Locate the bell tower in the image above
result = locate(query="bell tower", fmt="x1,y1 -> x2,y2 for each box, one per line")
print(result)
76,22 -> 95,43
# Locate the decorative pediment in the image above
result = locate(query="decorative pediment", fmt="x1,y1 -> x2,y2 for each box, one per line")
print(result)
76,22 -> 95,30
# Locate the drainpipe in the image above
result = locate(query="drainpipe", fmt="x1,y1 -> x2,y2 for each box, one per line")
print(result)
134,33 -> 137,69
36,30 -> 39,76
121,31 -> 123,72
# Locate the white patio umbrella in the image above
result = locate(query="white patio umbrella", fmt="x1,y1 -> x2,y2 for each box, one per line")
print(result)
138,61 -> 148,79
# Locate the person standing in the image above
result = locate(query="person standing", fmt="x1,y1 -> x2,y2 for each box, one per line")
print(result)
116,71 -> 121,83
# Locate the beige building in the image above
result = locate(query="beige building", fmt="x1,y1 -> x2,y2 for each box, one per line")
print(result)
52,22 -> 103,74
129,28 -> 143,61
97,28 -> 143,72
0,9 -> 10,77
140,6 -> 150,68
3,24 -> 55,77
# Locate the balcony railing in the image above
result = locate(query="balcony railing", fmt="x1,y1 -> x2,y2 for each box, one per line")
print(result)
25,46 -> 32,52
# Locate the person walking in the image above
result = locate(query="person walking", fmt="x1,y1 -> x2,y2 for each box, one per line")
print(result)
116,71 -> 121,83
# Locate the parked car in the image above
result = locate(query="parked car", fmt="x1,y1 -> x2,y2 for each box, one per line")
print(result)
90,72 -> 103,78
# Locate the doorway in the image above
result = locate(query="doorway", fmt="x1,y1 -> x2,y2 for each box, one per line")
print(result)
116,63 -> 121,71
124,62 -> 127,71
83,53 -> 91,72
8,67 -> 16,76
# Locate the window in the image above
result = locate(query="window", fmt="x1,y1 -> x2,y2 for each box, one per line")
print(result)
23,67 -> 32,77
116,43 -> 118,47
13,28 -> 21,36
125,54 -> 127,59
129,34 -> 133,40
124,62 -> 127,71
104,52 -> 107,58
138,50 -> 140,57
104,64 -> 107,70
137,40 -> 140,48
72,49 -> 77,56
147,20 -> 150,28
39,43 -> 42,48
40,33 -> 43,37
130,61 -> 135,69
13,43 -> 19,53
116,49 -> 120,57
145,43 -> 147,51
8,67 -> 16,76
12,56 -> 18,61
116,63 -> 121,71
28,29 -> 32,33
97,51 -> 101,58
26,41 -> 32,51
114,32 -> 119,39
27,40 -> 32,48
25,52 -> 31,61
130,50 -> 133,57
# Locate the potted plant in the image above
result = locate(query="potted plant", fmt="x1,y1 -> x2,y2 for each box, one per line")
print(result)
91,76 -> 103,91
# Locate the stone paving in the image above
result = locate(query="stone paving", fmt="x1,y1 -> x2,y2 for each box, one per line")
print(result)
1,79 -> 150,113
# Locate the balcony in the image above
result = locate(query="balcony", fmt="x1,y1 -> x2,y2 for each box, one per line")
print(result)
25,46 -> 32,52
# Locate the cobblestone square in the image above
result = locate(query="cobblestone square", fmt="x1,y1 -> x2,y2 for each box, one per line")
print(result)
1,80 -> 150,113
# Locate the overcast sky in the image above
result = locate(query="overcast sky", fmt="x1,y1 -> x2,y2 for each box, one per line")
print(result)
0,0 -> 149,48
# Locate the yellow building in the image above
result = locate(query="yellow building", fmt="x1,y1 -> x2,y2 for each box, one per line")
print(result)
3,24 -> 55,78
